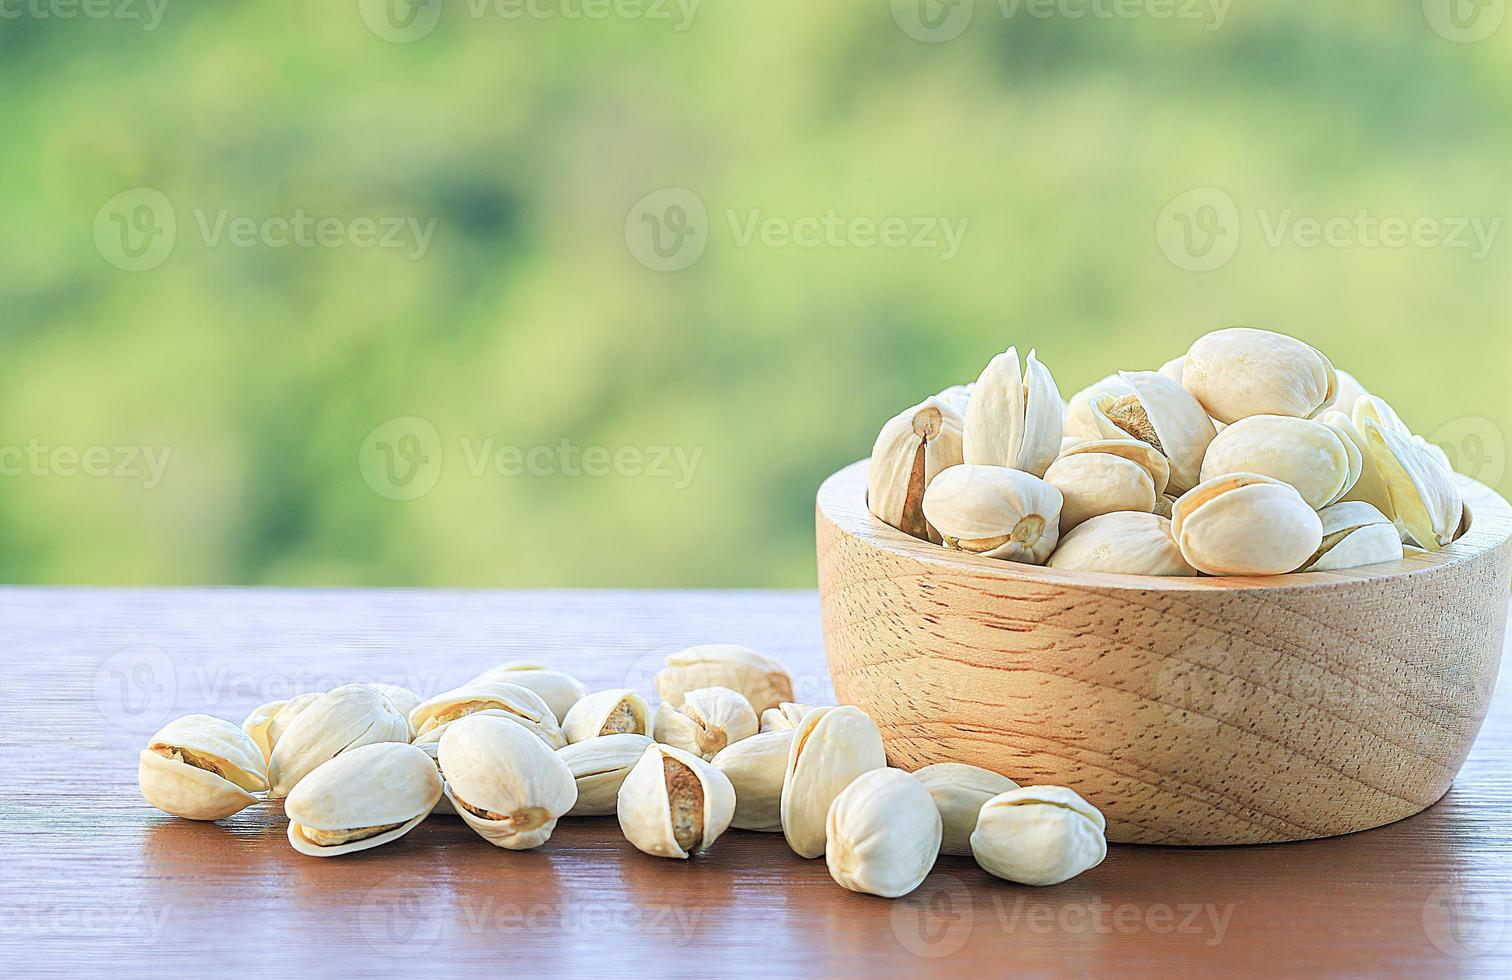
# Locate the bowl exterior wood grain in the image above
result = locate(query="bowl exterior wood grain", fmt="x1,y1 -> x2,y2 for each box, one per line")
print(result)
816,460 -> 1512,845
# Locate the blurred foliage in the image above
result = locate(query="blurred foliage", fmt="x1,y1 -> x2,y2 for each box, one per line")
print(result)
0,1 -> 1508,587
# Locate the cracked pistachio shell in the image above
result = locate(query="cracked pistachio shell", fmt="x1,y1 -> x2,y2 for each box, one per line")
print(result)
1048,512 -> 1198,577
826,768 -> 942,899
139,714 -> 269,820
1364,419 -> 1464,551
1044,440 -> 1167,532
1065,374 -> 1135,442
242,699 -> 287,762
1183,327 -> 1338,424
867,396 -> 965,544
265,691 -> 321,747
617,742 -> 736,859
410,739 -> 456,817
711,730 -> 793,832
933,383 -> 973,416
912,763 -> 1019,857
760,702 -> 823,733
470,663 -> 587,723
1171,473 -> 1323,576
267,684 -> 410,799
412,706 -> 562,753
655,645 -> 794,715
439,714 -> 577,849
1302,502 -> 1404,571
409,680 -> 563,747
971,786 -> 1107,886
963,347 -> 1064,477
1090,370 -> 1216,495
1322,410 -> 1394,517
285,742 -> 442,857
921,464 -> 1063,564
780,705 -> 887,859
1200,414 -> 1362,509
654,686 -> 758,761
562,688 -> 652,744
558,733 -> 655,816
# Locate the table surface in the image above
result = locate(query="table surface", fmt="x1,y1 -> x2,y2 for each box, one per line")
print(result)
1,587 -> 1509,978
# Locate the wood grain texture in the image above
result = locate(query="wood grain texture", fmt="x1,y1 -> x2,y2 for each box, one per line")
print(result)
1,587 -> 1510,978
817,461 -> 1512,846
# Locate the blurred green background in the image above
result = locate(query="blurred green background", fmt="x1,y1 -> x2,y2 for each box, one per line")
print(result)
1,1 -> 1508,587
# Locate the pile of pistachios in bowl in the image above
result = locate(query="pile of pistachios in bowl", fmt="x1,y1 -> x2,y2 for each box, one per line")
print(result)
868,326 -> 1466,576
138,645 -> 1104,896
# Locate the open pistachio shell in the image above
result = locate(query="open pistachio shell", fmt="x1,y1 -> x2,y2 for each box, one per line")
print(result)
1322,410 -> 1395,517
470,663 -> 587,723
1064,374 -> 1136,442
413,706 -> 562,752
1302,502 -> 1404,571
439,714 -> 577,850
1363,419 -> 1463,551
139,714 -> 269,820
242,699 -> 287,762
933,383 -> 973,416
867,395 -> 965,544
409,680 -> 563,746
655,645 -> 794,715
912,762 -> 1018,857
971,786 -> 1107,886
921,463 -> 1063,564
780,705 -> 887,859
1171,473 -> 1323,576
1199,414 -> 1361,509
653,686 -> 758,761
826,768 -> 942,898
616,742 -> 736,859
963,347 -> 1064,477
558,733 -> 655,816
562,688 -> 652,744
1048,512 -> 1198,576
759,702 -> 823,733
1332,369 -> 1370,416
285,742 -> 441,857
1183,327 -> 1337,423
711,730 -> 793,832
1090,370 -> 1216,495
267,684 -> 411,799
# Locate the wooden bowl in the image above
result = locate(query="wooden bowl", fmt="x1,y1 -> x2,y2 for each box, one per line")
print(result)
816,460 -> 1512,845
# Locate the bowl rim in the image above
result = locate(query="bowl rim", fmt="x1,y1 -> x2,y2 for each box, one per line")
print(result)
817,458 -> 1512,594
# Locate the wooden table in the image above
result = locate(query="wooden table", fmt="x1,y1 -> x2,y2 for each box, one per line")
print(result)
2,588 -> 1508,977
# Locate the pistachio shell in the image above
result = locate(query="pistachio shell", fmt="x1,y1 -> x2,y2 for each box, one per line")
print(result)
1322,410 -> 1395,517
1332,369 -> 1369,415
653,686 -> 758,760
409,680 -> 563,747
933,383 -> 973,416
867,396 -> 965,544
1363,419 -> 1463,551
470,663 -> 588,723
1059,438 -> 1170,495
267,684 -> 410,798
655,645 -> 794,715
1302,502 -> 1404,571
562,689 -> 652,744
1183,327 -> 1337,423
365,683 -> 423,726
558,733 -> 655,816
439,714 -> 577,849
825,768 -> 942,898
1064,374 -> 1135,441
139,714 -> 268,820
265,691 -> 321,747
971,786 -> 1107,886
1171,473 -> 1323,576
963,347 -> 1064,477
711,730 -> 793,832
780,705 -> 887,859
617,742 -> 737,859
412,706 -> 563,752
285,742 -> 442,857
1048,512 -> 1198,576
410,740 -> 456,817
1157,355 -> 1186,384
912,762 -> 1019,857
921,464 -> 1063,564
1043,452 -> 1158,532
759,702 -> 823,733
1152,493 -> 1177,519
242,699 -> 287,762
1090,370 -> 1216,494
1199,414 -> 1361,509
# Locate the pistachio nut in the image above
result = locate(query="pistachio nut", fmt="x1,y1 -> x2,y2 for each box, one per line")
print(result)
1199,414 -> 1362,509
557,733 -> 655,816
265,691 -> 321,747
139,714 -> 269,820
471,662 -> 588,723
1183,327 -> 1337,424
963,347 -> 1064,477
242,699 -> 288,762
711,730 -> 793,832
653,686 -> 758,760
1332,369 -> 1369,415
410,738 -> 456,817
1363,419 -> 1463,550
971,785 -> 1107,886
366,683 -> 423,734
920,464 -> 1063,564
655,644 -> 794,715
285,742 -> 442,857
439,713 -> 578,849
617,742 -> 737,859
1171,473 -> 1323,576
1301,501 -> 1404,571
759,701 -> 823,733
912,762 -> 1018,857
409,680 -> 565,748
1044,438 -> 1169,531
1322,410 -> 1394,516
562,688 -> 652,744
1089,370 -> 1216,495
1064,374 -> 1135,442
1158,354 -> 1186,384
867,396 -> 965,544
933,382 -> 973,416
825,768 -> 943,898
267,684 -> 410,798
780,705 -> 887,859
1047,512 -> 1198,576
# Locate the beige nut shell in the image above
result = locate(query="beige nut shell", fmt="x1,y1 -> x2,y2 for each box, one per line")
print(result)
561,688 -> 651,744
438,714 -> 577,850
409,680 -> 564,747
558,733 -> 655,816
921,464 -> 1063,565
1048,512 -> 1198,577
1199,414 -> 1361,509
267,684 -> 411,798
963,347 -> 1064,477
616,742 -> 736,859
139,714 -> 268,821
469,663 -> 587,723
912,762 -> 1020,857
1171,473 -> 1323,576
653,686 -> 758,760
971,785 -> 1107,886
655,644 -> 794,716
867,395 -> 965,544
825,768 -> 942,898
1183,327 -> 1337,424
780,705 -> 887,859
285,742 -> 441,857
711,730 -> 793,832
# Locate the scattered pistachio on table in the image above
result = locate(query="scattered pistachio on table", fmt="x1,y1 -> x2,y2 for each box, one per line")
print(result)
285,742 -> 441,857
